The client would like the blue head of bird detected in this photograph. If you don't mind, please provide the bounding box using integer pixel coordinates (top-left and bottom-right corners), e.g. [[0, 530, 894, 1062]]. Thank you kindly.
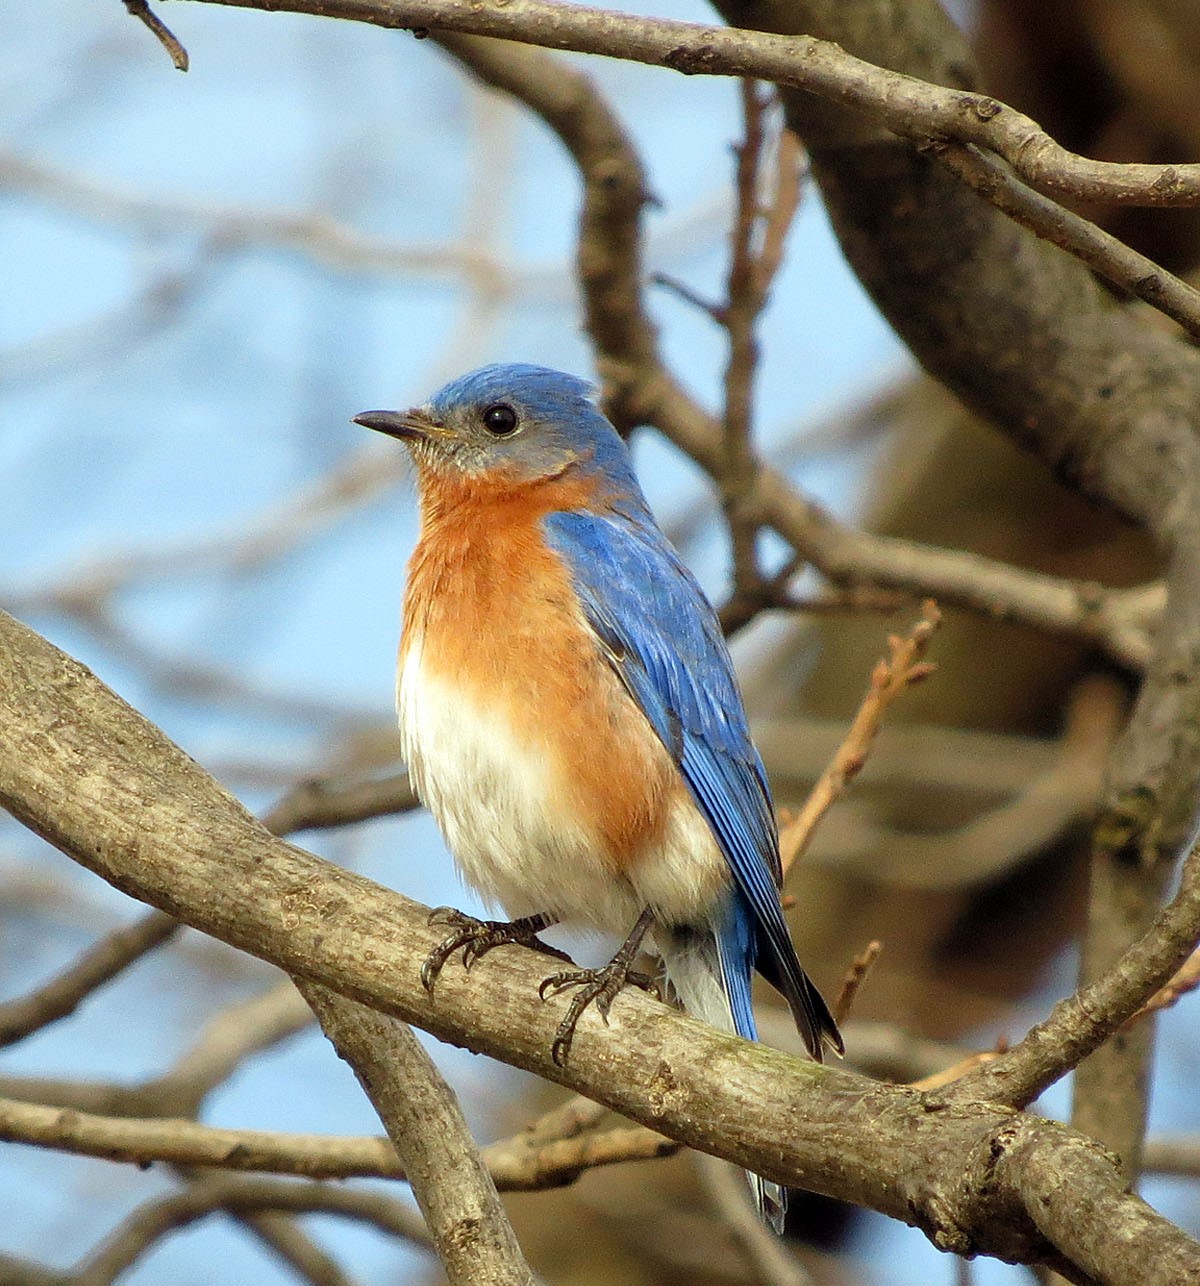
[[354, 364, 635, 492]]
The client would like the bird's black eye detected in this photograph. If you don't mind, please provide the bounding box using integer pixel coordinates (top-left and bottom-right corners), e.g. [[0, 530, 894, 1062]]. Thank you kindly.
[[481, 403, 519, 437]]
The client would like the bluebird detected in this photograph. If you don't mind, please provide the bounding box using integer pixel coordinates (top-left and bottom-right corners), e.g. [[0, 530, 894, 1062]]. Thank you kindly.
[[355, 364, 841, 1232]]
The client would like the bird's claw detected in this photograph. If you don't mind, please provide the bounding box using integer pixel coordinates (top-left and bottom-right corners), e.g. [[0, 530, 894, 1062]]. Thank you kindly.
[[420, 908, 569, 991], [539, 963, 661, 1067]]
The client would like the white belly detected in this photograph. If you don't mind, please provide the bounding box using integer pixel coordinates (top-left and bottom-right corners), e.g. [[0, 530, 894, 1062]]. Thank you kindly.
[[397, 637, 729, 935]]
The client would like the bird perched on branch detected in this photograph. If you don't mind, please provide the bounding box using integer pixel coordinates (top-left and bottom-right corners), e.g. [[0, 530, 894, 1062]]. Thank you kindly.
[[355, 363, 841, 1232]]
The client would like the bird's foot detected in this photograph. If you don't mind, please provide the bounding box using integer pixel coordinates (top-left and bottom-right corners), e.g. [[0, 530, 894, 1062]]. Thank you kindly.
[[538, 915, 661, 1067], [420, 908, 567, 991]]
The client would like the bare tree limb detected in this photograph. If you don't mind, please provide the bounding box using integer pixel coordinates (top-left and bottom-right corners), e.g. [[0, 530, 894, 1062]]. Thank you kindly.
[[709, 0, 1200, 1225], [1144, 1136, 1200, 1178], [70, 1175, 429, 1286], [1, 608, 1197, 1280], [169, 0, 1200, 208], [0, 910, 178, 1047], [0, 980, 311, 1119], [930, 140, 1200, 339], [943, 843, 1198, 1111], [262, 770, 418, 834], [0, 1093, 676, 1187], [298, 983, 536, 1286], [123, 0, 189, 71]]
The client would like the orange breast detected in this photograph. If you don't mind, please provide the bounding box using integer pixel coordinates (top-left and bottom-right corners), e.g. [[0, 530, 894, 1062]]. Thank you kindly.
[[402, 465, 681, 874]]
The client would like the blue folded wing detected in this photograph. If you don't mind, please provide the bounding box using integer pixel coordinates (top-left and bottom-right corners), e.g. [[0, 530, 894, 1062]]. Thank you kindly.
[[543, 506, 839, 1059]]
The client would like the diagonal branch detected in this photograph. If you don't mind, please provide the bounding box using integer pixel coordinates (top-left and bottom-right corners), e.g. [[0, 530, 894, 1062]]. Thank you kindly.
[[0, 910, 178, 1048], [69, 1174, 429, 1285], [123, 0, 189, 71], [298, 982, 536, 1286], [2, 608, 1198, 1280]]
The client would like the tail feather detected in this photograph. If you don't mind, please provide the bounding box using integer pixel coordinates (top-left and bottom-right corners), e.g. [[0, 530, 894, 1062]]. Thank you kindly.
[[656, 922, 788, 1233], [754, 927, 843, 1061]]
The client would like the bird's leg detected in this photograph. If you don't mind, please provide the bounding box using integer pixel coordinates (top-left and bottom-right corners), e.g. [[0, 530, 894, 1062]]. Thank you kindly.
[[538, 907, 660, 1067], [420, 908, 570, 991]]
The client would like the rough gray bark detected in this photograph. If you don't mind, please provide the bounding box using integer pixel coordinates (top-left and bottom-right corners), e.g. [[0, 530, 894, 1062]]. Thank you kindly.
[[2, 608, 1199, 1282]]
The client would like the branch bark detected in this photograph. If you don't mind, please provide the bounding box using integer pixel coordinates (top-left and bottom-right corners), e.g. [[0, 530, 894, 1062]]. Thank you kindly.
[[169, 0, 1200, 207], [712, 0, 1200, 1206], [2, 609, 1198, 1281], [298, 983, 536, 1286]]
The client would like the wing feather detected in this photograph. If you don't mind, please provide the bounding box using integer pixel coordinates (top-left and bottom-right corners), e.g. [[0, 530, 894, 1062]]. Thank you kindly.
[[543, 508, 840, 1058]]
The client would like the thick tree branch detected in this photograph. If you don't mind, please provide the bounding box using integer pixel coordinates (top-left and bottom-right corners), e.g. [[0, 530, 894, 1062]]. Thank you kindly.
[[2, 610, 1198, 1281]]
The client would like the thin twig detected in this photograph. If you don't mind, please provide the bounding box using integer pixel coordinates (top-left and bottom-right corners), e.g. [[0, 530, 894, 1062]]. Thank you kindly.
[[718, 582, 912, 635], [720, 82, 794, 608], [262, 769, 419, 834], [650, 272, 725, 323], [122, 0, 189, 71], [931, 140, 1200, 339], [911, 1044, 1006, 1092], [944, 842, 1200, 1110], [778, 600, 942, 875], [832, 940, 881, 1027], [1121, 945, 1200, 1030], [778, 672, 1122, 893], [1144, 1136, 1200, 1177]]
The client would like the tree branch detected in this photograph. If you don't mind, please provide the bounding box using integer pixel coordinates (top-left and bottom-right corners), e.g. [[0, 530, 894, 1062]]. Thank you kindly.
[[169, 0, 1200, 208], [298, 983, 536, 1286], [1, 608, 1197, 1280], [0, 1092, 674, 1187], [70, 1175, 429, 1286], [430, 18, 1163, 674], [930, 140, 1200, 339], [123, 0, 189, 71], [0, 910, 178, 1048], [710, 0, 1200, 1223]]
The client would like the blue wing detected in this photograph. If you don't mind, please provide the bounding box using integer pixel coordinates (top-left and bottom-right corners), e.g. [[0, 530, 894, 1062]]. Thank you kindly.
[[543, 506, 840, 1060]]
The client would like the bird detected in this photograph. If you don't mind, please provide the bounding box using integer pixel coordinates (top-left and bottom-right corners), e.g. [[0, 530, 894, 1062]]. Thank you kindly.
[[354, 363, 842, 1232]]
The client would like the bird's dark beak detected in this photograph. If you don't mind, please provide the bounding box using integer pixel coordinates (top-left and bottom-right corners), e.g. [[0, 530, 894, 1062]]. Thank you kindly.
[[353, 407, 443, 441]]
